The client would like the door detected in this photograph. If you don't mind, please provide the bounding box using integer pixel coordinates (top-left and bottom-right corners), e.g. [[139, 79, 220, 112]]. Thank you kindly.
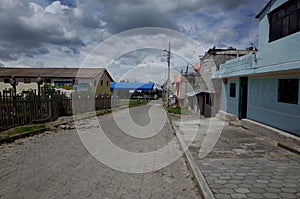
[[239, 77, 248, 120], [200, 94, 205, 115]]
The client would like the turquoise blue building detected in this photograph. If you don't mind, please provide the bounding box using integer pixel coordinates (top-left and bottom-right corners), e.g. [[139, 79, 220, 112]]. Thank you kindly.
[[214, 0, 300, 136]]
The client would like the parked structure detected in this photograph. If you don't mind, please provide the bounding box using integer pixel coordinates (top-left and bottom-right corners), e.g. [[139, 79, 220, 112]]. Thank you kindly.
[[110, 82, 155, 99], [216, 0, 300, 136], [0, 67, 114, 96]]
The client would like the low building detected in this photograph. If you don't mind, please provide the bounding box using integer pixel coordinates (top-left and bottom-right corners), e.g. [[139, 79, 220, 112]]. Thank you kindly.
[[217, 0, 300, 136], [0, 67, 114, 96], [179, 47, 256, 117], [110, 82, 155, 99]]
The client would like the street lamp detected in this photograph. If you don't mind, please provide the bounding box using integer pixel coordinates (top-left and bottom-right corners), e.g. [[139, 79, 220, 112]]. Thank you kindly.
[[164, 42, 171, 107], [10, 76, 18, 98], [36, 75, 43, 96]]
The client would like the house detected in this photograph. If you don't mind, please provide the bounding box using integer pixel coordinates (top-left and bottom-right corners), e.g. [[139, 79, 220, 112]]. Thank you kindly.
[[178, 47, 256, 117], [216, 0, 300, 136], [0, 67, 114, 96]]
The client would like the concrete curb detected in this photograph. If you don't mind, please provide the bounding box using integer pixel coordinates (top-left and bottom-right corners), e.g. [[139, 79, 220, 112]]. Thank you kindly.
[[0, 113, 100, 144], [241, 119, 300, 145], [0, 106, 134, 145], [241, 119, 300, 154], [167, 113, 215, 199], [0, 127, 49, 144]]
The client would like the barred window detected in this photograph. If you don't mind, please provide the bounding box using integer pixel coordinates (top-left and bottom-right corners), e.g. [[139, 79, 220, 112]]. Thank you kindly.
[[230, 83, 236, 98], [24, 78, 31, 83], [269, 0, 300, 42], [278, 79, 299, 104], [44, 79, 51, 84]]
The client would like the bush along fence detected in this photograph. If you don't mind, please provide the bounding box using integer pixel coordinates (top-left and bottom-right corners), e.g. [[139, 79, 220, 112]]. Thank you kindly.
[[0, 89, 120, 131]]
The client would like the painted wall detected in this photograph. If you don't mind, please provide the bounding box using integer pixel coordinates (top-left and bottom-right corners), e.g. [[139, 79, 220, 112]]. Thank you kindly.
[[247, 76, 300, 136], [0, 78, 38, 94], [221, 79, 240, 116], [219, 0, 300, 78], [95, 72, 112, 95], [256, 0, 300, 70]]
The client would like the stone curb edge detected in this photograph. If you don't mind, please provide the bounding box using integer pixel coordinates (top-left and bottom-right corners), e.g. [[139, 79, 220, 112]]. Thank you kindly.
[[0, 106, 134, 145], [0, 127, 49, 144], [166, 111, 215, 199], [0, 110, 106, 144]]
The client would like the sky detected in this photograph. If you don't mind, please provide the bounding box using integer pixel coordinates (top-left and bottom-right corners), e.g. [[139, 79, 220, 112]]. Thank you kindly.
[[0, 0, 269, 84]]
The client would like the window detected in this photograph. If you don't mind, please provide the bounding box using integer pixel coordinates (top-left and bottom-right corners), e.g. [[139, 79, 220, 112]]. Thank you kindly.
[[24, 78, 31, 83], [44, 79, 51, 84], [4, 78, 10, 83], [94, 80, 97, 87], [278, 79, 299, 104], [269, 0, 300, 42], [106, 81, 109, 86], [230, 83, 236, 98], [100, 80, 103, 86]]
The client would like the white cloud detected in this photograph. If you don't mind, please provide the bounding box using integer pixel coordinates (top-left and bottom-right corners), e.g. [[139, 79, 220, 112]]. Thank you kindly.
[[45, 1, 70, 14], [0, 0, 269, 83]]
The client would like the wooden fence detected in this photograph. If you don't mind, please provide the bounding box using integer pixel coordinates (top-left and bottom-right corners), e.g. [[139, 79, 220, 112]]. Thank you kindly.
[[0, 89, 120, 131]]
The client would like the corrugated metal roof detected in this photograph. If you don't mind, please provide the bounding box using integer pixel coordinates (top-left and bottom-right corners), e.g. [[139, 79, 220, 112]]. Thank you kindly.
[[186, 91, 202, 97], [186, 90, 215, 97], [0, 67, 106, 79], [110, 82, 154, 91]]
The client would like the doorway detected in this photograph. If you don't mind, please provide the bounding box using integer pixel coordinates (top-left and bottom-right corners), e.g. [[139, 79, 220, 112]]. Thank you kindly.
[[239, 77, 248, 120]]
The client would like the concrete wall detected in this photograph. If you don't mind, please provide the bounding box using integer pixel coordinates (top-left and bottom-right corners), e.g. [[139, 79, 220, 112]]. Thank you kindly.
[[0, 78, 39, 94], [219, 0, 300, 78], [221, 79, 240, 116], [95, 72, 112, 95], [257, 0, 300, 71], [218, 0, 300, 136], [248, 75, 300, 136]]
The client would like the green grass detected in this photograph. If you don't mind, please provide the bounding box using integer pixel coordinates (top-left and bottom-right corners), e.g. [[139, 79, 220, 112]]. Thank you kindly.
[[0, 124, 45, 138], [9, 124, 45, 134], [167, 106, 190, 115], [120, 99, 148, 108]]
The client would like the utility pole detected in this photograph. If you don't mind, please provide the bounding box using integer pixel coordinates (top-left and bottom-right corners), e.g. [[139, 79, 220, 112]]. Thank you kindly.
[[166, 42, 171, 107]]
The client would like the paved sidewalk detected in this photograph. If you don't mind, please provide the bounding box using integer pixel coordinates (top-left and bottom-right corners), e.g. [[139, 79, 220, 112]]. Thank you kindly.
[[169, 114, 300, 199]]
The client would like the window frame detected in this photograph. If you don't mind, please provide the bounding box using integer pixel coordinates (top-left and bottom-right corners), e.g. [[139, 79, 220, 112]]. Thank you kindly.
[[24, 78, 31, 84], [268, 0, 300, 42], [44, 79, 52, 84], [4, 78, 10, 83], [229, 83, 236, 98], [277, 78, 299, 104]]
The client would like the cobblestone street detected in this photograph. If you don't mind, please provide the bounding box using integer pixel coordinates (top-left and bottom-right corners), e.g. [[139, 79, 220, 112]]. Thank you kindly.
[[171, 115, 300, 199], [0, 102, 201, 199]]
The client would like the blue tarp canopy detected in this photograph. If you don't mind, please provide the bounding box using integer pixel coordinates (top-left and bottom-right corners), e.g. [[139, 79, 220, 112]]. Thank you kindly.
[[110, 82, 154, 91]]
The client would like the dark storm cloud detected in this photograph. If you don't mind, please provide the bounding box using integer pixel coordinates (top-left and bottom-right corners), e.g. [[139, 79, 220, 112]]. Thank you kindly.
[[0, 0, 85, 62], [97, 0, 181, 33], [0, 0, 269, 66]]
